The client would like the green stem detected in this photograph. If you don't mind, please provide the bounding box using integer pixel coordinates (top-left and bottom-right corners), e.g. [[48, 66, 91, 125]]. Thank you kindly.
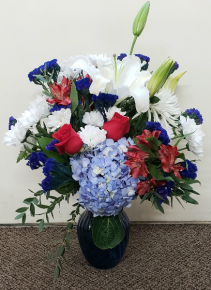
[[172, 135, 182, 140], [26, 141, 40, 149], [130, 35, 138, 55], [178, 147, 186, 151]]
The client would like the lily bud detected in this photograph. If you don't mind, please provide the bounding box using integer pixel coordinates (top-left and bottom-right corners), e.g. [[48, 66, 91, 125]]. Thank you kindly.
[[133, 1, 150, 37], [164, 71, 186, 93], [147, 58, 175, 97]]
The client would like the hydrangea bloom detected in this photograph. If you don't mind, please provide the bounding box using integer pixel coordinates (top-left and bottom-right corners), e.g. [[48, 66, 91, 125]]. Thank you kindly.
[[70, 138, 139, 217], [46, 108, 71, 132], [180, 160, 198, 180], [26, 152, 46, 170], [145, 121, 170, 145], [183, 108, 203, 125]]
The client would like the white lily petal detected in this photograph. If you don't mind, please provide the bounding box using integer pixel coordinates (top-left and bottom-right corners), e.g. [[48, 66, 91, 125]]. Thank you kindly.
[[131, 87, 150, 114]]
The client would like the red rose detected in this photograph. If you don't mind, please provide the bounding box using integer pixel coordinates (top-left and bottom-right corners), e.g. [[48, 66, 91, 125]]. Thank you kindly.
[[102, 113, 130, 141], [52, 124, 83, 155]]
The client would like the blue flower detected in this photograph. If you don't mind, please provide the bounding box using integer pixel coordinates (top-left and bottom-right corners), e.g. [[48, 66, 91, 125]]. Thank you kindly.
[[134, 54, 150, 62], [174, 61, 179, 70], [26, 152, 46, 170], [42, 158, 55, 176], [183, 108, 203, 125], [145, 121, 170, 145], [70, 137, 139, 217], [28, 59, 60, 82], [180, 160, 198, 180], [75, 78, 91, 91], [117, 53, 127, 61], [41, 175, 53, 192], [92, 93, 118, 122], [157, 181, 174, 204], [8, 116, 17, 130], [50, 103, 72, 113], [45, 139, 59, 152]]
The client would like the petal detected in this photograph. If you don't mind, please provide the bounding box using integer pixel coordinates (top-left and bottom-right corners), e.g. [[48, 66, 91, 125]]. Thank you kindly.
[[131, 87, 150, 113]]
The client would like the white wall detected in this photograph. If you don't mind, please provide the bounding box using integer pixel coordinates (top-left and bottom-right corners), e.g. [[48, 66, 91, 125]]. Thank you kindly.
[[0, 0, 210, 223]]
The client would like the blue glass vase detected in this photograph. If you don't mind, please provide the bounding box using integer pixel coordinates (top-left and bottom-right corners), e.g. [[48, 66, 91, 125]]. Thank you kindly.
[[77, 210, 130, 269]]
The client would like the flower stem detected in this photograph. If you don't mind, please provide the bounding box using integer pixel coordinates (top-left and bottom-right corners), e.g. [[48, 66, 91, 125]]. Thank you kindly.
[[26, 141, 40, 149], [178, 147, 186, 151], [130, 36, 138, 55]]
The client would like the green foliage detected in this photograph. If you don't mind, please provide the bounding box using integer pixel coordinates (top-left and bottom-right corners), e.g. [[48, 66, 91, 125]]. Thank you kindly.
[[38, 137, 65, 163], [92, 215, 125, 250], [17, 151, 28, 163], [16, 207, 28, 213], [148, 164, 173, 181], [150, 96, 160, 104], [70, 82, 78, 113], [39, 219, 44, 232]]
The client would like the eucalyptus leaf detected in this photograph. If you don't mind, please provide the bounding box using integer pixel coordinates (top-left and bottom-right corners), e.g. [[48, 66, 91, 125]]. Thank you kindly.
[[39, 219, 44, 232]]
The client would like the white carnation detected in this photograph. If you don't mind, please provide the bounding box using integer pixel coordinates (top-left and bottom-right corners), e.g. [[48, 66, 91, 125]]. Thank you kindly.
[[18, 95, 50, 129], [82, 111, 104, 127], [105, 106, 126, 121], [180, 116, 205, 158], [3, 121, 26, 146], [79, 125, 107, 147], [46, 108, 71, 132]]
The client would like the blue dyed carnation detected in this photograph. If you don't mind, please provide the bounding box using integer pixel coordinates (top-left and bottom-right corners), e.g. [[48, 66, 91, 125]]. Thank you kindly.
[[157, 181, 174, 204], [42, 158, 55, 176], [41, 175, 53, 192], [75, 78, 91, 91], [70, 137, 139, 217], [8, 116, 17, 130], [28, 59, 60, 82], [180, 160, 198, 180], [117, 53, 127, 61], [145, 121, 170, 145], [45, 139, 59, 152], [26, 152, 46, 170], [92, 93, 118, 122], [183, 108, 203, 125], [50, 103, 72, 113]]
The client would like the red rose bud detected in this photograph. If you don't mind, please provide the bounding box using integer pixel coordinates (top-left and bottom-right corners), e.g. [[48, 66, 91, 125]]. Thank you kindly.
[[52, 124, 83, 155], [103, 113, 130, 141], [47, 76, 71, 106]]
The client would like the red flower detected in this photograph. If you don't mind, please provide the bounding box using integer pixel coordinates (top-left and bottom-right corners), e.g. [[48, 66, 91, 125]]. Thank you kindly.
[[52, 124, 83, 155], [47, 76, 71, 106], [158, 144, 184, 178], [103, 113, 130, 141], [125, 144, 150, 178], [136, 129, 160, 150], [85, 74, 92, 82], [136, 178, 166, 196]]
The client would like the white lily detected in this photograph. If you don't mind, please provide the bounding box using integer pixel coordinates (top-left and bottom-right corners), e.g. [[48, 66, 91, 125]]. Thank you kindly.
[[89, 55, 151, 115]]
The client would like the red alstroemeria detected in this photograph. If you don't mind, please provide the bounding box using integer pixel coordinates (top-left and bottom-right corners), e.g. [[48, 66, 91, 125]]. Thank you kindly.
[[158, 144, 185, 179], [136, 178, 166, 196], [47, 76, 71, 106], [125, 144, 150, 178], [136, 129, 161, 150]]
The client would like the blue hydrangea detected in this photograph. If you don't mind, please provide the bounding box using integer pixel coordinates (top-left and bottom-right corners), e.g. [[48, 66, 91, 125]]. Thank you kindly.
[[70, 138, 139, 217], [49, 103, 72, 113], [157, 181, 174, 204], [75, 78, 91, 91], [145, 121, 170, 145], [180, 160, 198, 180], [45, 139, 59, 152], [28, 59, 60, 82], [92, 93, 118, 122], [26, 152, 46, 170], [8, 116, 17, 130], [183, 108, 203, 125]]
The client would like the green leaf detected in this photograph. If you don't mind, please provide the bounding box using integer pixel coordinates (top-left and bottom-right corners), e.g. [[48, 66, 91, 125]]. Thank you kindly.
[[58, 259, 63, 270], [146, 137, 162, 151], [57, 245, 65, 257], [22, 213, 26, 225], [46, 214, 49, 223], [148, 164, 173, 181], [140, 191, 151, 203], [15, 213, 24, 220], [153, 199, 164, 213], [53, 265, 60, 282], [24, 198, 34, 203], [67, 222, 73, 229], [174, 131, 195, 146], [34, 74, 48, 83], [137, 144, 152, 154], [39, 219, 44, 232], [188, 189, 200, 195], [179, 183, 193, 191], [36, 204, 49, 209], [177, 153, 186, 161], [30, 203, 35, 216], [33, 198, 39, 205], [182, 178, 201, 185], [65, 232, 71, 252], [24, 145, 33, 153], [153, 191, 164, 200], [182, 193, 198, 204], [16, 207, 28, 213], [36, 125, 51, 138], [92, 215, 125, 250], [150, 96, 160, 104], [17, 151, 28, 163], [38, 137, 65, 163], [34, 190, 43, 196], [70, 82, 78, 113], [42, 90, 52, 97]]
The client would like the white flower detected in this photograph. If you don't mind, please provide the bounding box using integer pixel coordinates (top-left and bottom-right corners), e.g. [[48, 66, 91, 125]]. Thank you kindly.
[[79, 125, 107, 147], [105, 106, 126, 121], [18, 95, 50, 129], [46, 108, 71, 132], [148, 88, 181, 139], [87, 54, 112, 67], [180, 116, 205, 158], [82, 111, 104, 127], [89, 55, 151, 115], [3, 121, 26, 146]]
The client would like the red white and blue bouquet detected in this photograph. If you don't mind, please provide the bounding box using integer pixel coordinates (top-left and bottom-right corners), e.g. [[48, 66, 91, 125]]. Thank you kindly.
[[3, 1, 204, 280]]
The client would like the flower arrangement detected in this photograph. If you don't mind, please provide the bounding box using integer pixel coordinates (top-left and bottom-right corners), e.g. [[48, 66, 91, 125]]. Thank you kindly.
[[3, 1, 204, 281]]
